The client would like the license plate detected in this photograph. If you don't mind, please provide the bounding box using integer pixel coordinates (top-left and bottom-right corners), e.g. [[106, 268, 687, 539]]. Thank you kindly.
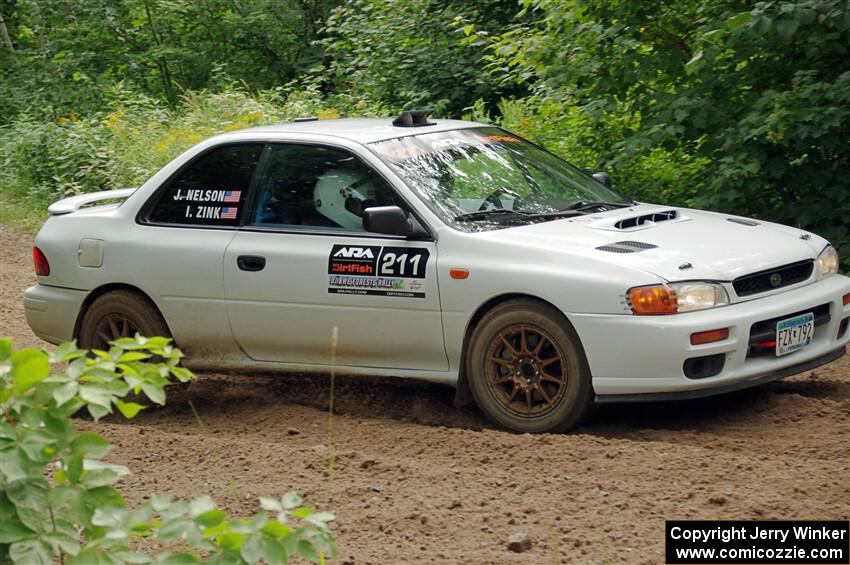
[[775, 312, 814, 356]]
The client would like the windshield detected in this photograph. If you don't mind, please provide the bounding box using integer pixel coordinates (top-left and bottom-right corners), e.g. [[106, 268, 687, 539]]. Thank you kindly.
[[370, 127, 631, 231]]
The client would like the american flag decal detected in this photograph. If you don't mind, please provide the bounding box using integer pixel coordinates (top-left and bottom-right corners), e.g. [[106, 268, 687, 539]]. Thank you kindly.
[[221, 207, 238, 220], [223, 190, 241, 203]]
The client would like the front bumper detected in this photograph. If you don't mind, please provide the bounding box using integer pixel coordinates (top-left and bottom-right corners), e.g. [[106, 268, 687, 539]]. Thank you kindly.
[[569, 274, 850, 399], [23, 284, 87, 344]]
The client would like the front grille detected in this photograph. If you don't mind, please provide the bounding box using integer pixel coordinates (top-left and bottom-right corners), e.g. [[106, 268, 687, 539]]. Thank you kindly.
[[746, 303, 830, 358], [733, 260, 813, 297]]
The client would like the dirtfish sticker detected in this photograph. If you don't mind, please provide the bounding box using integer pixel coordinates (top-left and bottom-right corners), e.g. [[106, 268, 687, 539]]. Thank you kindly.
[[327, 245, 429, 298]]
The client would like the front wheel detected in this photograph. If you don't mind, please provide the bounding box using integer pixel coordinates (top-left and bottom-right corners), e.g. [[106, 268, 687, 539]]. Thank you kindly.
[[466, 299, 594, 433]]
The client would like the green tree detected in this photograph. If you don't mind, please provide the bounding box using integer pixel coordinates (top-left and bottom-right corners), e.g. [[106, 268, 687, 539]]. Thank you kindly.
[[320, 0, 527, 116], [486, 0, 850, 263]]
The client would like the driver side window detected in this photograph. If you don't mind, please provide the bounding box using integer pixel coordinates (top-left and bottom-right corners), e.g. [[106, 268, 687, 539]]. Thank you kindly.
[[251, 144, 400, 231]]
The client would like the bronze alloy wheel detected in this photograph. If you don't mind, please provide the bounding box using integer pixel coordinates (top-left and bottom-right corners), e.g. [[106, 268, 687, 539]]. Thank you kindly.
[[79, 290, 171, 351], [91, 314, 140, 350], [484, 323, 567, 417], [466, 298, 593, 433]]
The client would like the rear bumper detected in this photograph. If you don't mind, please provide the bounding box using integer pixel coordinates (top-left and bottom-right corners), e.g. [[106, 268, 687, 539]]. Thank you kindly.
[[23, 284, 87, 344], [570, 274, 850, 398]]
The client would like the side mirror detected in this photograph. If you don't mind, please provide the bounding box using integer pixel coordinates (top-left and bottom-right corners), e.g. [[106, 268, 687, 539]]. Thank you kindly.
[[363, 206, 427, 238], [592, 171, 611, 187]]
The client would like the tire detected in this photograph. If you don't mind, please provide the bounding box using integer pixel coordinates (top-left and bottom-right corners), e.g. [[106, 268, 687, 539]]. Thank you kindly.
[[79, 290, 171, 350], [466, 298, 594, 433]]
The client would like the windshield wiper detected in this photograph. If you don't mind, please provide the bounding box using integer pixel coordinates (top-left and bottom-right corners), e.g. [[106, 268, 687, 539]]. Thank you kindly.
[[563, 200, 633, 212], [453, 208, 529, 222]]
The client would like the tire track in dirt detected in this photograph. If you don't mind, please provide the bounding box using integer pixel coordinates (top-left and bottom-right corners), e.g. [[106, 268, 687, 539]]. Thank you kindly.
[[2, 223, 848, 564]]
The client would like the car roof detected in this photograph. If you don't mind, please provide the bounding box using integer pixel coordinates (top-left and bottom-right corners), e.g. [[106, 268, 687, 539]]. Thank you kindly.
[[237, 117, 489, 144]]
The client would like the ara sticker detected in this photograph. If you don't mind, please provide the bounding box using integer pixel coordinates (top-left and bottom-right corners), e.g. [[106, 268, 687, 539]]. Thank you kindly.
[[327, 245, 429, 298]]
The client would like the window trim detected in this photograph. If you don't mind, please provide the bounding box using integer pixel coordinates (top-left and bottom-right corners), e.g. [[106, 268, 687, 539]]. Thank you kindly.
[[136, 141, 267, 229], [240, 140, 436, 242], [136, 139, 436, 241]]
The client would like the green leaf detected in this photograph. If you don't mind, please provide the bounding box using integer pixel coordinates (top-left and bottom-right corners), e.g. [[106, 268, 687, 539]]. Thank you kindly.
[[281, 491, 302, 510], [260, 538, 288, 565], [776, 17, 799, 38], [52, 381, 78, 407], [79, 384, 113, 408], [7, 479, 50, 533], [726, 11, 751, 30], [262, 520, 292, 538], [11, 348, 50, 395], [70, 432, 112, 458], [0, 515, 35, 544], [49, 341, 83, 363], [259, 497, 283, 512], [9, 538, 52, 565], [306, 511, 335, 527], [118, 351, 150, 362], [297, 539, 319, 562], [141, 382, 165, 405], [684, 50, 703, 74], [115, 400, 146, 419], [0, 338, 11, 362], [194, 509, 225, 528], [44, 530, 81, 556], [188, 495, 216, 518]]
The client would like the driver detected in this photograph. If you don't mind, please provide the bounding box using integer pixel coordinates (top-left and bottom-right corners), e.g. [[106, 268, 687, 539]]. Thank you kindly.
[[313, 169, 379, 230]]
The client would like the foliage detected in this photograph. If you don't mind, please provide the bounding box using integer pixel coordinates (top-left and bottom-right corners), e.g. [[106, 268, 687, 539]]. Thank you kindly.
[[0, 82, 391, 208], [0, 0, 336, 118], [0, 336, 336, 564], [482, 0, 850, 265], [320, 0, 527, 116]]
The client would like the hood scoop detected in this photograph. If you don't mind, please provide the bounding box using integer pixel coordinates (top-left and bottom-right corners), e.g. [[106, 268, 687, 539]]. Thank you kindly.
[[588, 208, 688, 232], [614, 210, 678, 229], [596, 240, 658, 254]]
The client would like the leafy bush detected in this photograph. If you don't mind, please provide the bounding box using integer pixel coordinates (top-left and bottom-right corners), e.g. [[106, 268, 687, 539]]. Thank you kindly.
[[0, 82, 390, 211], [0, 336, 335, 564]]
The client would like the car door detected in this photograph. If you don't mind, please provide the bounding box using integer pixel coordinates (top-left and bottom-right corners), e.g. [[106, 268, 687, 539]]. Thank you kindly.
[[135, 142, 264, 356], [223, 142, 448, 371]]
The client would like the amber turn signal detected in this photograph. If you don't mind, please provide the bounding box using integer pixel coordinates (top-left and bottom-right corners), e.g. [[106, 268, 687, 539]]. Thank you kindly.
[[449, 268, 469, 280], [690, 328, 730, 345], [627, 285, 677, 315]]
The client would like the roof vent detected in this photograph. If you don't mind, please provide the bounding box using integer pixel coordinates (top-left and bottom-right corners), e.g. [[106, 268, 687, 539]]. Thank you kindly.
[[392, 109, 436, 127], [614, 210, 677, 230], [596, 241, 659, 253]]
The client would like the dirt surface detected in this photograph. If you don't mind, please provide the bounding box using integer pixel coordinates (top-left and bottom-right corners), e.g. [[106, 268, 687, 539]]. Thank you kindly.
[[2, 223, 848, 564]]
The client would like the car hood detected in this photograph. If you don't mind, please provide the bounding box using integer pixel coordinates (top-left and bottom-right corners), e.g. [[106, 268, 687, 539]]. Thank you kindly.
[[474, 204, 826, 282]]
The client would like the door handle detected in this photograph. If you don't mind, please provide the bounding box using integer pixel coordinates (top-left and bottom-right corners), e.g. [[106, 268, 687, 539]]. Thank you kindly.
[[237, 255, 266, 272]]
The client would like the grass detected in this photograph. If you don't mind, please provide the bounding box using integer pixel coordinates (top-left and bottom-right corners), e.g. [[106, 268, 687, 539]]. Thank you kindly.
[[0, 187, 48, 233]]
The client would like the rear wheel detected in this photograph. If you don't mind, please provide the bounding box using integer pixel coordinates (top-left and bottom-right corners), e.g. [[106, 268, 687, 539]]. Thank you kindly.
[[78, 290, 189, 404], [466, 299, 593, 433], [79, 290, 170, 350]]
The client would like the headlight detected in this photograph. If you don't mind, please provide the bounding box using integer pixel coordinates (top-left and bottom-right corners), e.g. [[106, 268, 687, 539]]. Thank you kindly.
[[815, 245, 839, 279], [627, 282, 729, 315]]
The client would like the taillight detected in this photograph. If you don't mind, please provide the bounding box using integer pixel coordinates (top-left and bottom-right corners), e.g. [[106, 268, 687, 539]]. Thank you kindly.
[[33, 247, 50, 276]]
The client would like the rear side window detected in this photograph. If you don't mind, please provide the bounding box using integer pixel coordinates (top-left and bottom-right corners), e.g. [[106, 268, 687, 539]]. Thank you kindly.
[[146, 143, 264, 226]]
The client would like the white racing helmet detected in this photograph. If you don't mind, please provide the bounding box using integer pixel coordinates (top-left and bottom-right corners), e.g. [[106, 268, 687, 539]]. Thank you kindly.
[[313, 169, 375, 229]]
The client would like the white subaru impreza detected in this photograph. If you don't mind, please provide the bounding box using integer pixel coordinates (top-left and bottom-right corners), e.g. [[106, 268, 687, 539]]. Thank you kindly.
[[24, 111, 850, 432]]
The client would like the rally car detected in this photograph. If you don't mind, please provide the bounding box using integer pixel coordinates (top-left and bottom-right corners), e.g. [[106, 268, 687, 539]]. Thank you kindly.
[[24, 111, 850, 433]]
